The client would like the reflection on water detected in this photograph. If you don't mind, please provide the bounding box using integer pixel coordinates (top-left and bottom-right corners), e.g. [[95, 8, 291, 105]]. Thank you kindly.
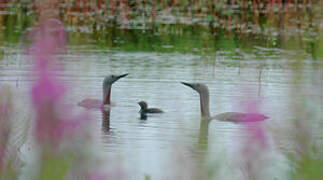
[[102, 109, 111, 133], [1, 47, 322, 179]]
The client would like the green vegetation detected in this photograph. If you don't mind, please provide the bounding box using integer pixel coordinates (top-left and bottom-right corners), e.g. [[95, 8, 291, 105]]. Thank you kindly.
[[37, 151, 75, 180], [0, 0, 321, 60]]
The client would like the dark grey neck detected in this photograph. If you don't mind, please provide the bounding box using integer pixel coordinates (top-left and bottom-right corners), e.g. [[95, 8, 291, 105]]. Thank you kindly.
[[103, 83, 111, 101], [199, 88, 211, 119]]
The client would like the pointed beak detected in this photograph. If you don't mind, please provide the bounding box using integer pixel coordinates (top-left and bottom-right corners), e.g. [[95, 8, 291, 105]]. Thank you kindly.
[[181, 82, 194, 89], [117, 73, 129, 80], [112, 73, 128, 83]]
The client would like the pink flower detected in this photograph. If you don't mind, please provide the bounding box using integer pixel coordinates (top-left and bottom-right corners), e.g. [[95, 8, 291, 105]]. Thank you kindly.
[[88, 172, 107, 180], [240, 99, 267, 147], [236, 96, 269, 179], [86, 168, 127, 180], [29, 18, 89, 146]]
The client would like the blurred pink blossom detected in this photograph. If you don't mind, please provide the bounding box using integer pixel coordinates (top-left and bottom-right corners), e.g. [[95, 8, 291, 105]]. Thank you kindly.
[[88, 172, 107, 180], [240, 99, 267, 147], [237, 96, 268, 179], [86, 168, 126, 180], [29, 18, 89, 146]]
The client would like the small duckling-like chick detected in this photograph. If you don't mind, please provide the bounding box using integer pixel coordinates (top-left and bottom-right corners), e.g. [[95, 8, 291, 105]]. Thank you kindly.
[[138, 101, 163, 114]]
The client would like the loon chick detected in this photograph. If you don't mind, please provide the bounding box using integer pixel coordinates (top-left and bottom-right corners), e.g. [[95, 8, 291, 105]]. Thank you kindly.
[[181, 82, 268, 122], [138, 101, 163, 114], [78, 73, 128, 109]]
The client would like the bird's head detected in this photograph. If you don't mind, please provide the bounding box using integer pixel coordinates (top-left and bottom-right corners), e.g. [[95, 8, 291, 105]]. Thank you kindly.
[[181, 82, 209, 94], [138, 101, 148, 110], [104, 73, 129, 86]]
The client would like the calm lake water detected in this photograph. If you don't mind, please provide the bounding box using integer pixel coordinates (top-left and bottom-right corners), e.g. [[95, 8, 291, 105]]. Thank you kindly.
[[0, 1, 323, 179], [0, 45, 322, 179]]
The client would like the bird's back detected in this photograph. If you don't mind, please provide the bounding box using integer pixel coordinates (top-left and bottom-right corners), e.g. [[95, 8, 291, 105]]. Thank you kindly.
[[213, 112, 268, 122], [78, 98, 102, 109], [144, 108, 163, 113]]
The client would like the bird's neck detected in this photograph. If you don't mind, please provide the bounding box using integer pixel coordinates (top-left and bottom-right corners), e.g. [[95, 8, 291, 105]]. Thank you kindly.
[[103, 85, 111, 106], [139, 105, 147, 113], [199, 90, 211, 118]]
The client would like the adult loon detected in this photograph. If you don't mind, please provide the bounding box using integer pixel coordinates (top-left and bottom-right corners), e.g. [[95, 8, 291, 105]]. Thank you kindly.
[[181, 82, 268, 122], [78, 74, 128, 109]]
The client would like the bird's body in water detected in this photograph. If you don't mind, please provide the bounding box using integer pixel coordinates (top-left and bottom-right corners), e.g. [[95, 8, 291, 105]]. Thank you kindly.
[[181, 82, 268, 122], [78, 74, 128, 110], [138, 101, 163, 119]]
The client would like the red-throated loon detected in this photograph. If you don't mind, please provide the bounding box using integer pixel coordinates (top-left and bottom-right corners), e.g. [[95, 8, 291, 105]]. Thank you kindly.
[[181, 82, 268, 122], [78, 74, 128, 109]]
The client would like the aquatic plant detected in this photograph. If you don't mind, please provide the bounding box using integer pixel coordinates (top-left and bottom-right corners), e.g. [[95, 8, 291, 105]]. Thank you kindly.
[[24, 1, 101, 179], [29, 17, 84, 146]]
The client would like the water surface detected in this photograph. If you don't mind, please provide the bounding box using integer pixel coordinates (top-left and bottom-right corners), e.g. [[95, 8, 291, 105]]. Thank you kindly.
[[1, 46, 322, 179], [0, 1, 322, 179]]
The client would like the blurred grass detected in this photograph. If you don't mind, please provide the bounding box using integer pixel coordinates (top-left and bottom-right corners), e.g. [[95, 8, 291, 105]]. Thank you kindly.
[[37, 149, 75, 180], [290, 156, 323, 180], [0, 161, 18, 180]]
